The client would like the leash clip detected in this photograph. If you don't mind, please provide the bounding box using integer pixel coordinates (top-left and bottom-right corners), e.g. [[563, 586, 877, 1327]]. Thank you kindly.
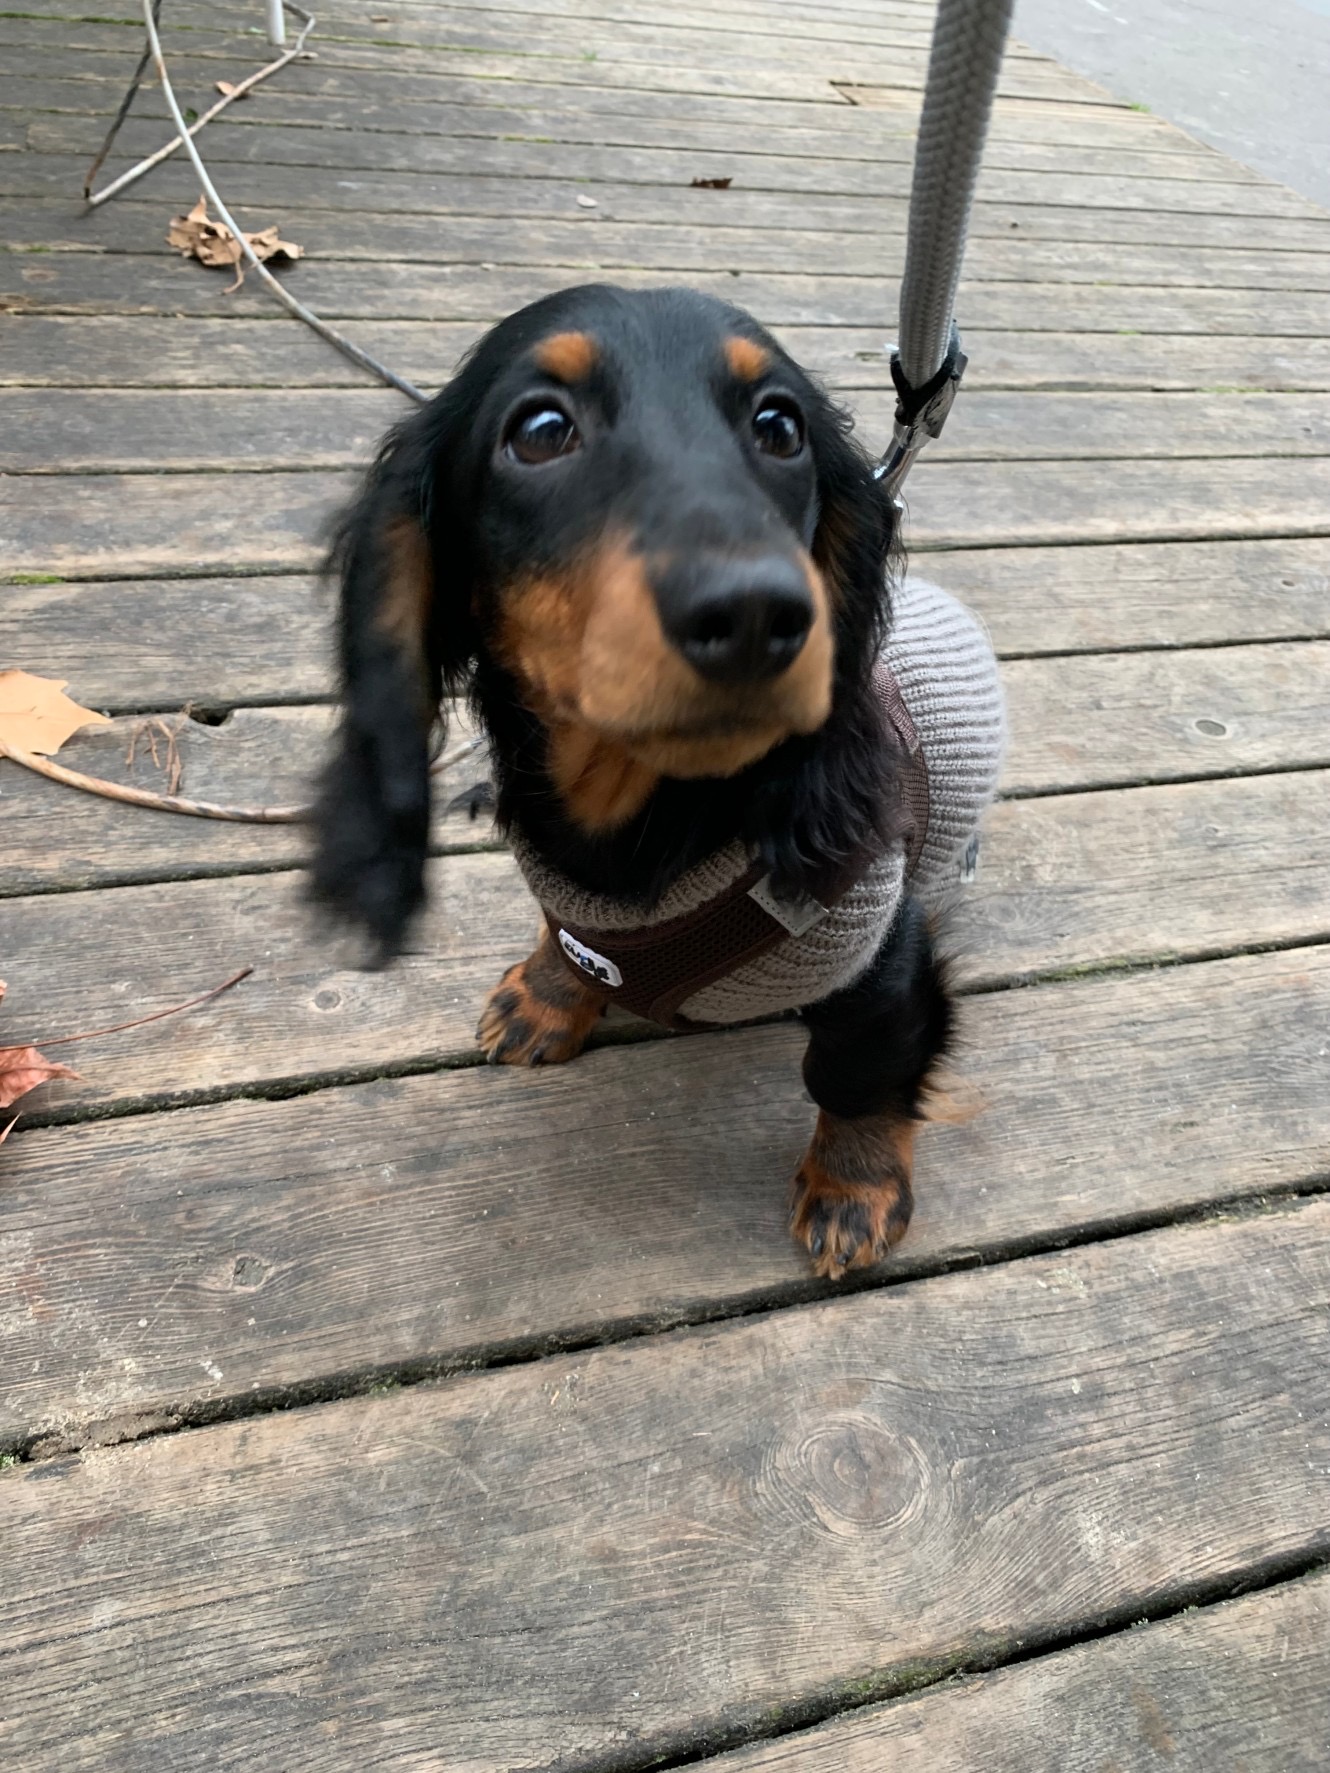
[[874, 321, 968, 509]]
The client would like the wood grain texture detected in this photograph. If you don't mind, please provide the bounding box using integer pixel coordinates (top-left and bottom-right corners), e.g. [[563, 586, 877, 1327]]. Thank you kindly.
[[3, 942, 1328, 1443], [0, 15, 1109, 105], [3, 1202, 1329, 1769], [8, 458, 1330, 576], [707, 1570, 1330, 1771], [13, 252, 1330, 332], [0, 575, 330, 708], [0, 82, 1242, 180], [9, 388, 1330, 475], [964, 770, 1330, 982], [16, 198, 1330, 293], [1001, 642, 1330, 792], [30, 115, 1271, 208], [9, 315, 1330, 396], [932, 536, 1330, 652], [15, 148, 1330, 247]]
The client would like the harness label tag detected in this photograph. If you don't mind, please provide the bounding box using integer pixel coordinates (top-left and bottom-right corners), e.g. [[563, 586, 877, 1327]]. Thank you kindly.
[[558, 929, 624, 989], [747, 875, 828, 937]]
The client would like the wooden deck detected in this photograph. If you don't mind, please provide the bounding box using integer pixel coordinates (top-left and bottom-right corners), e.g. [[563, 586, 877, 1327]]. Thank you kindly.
[[3, 0, 1330, 1763]]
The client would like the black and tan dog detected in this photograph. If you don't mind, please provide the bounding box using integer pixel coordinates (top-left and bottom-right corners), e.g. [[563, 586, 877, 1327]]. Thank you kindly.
[[311, 284, 1003, 1277]]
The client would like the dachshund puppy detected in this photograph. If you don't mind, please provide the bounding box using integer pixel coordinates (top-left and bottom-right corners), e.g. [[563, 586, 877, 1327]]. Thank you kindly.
[[312, 284, 1004, 1277]]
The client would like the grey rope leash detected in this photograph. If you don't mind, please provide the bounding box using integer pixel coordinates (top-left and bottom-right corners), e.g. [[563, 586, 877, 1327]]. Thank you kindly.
[[878, 0, 1015, 505]]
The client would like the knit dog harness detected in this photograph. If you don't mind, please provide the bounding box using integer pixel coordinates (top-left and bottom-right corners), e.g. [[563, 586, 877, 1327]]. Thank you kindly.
[[543, 660, 930, 1032]]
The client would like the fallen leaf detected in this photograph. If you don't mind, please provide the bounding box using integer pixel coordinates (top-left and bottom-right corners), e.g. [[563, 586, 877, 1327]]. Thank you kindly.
[[690, 176, 733, 189], [0, 1046, 79, 1110], [167, 196, 304, 291], [214, 79, 249, 99], [0, 670, 110, 756]]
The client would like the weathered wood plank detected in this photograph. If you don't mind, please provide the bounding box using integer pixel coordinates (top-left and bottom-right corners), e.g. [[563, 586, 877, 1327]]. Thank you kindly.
[[1, 575, 330, 708], [7, 457, 1330, 577], [10, 387, 1330, 474], [933, 537, 1330, 653], [6, 314, 1330, 396], [0, 60, 1193, 149], [3, 1201, 1328, 1770], [3, 941, 1328, 1438], [47, 115, 1211, 201], [0, 16, 1110, 106], [22, 200, 1330, 293], [18, 100, 1247, 187], [12, 154, 1330, 249], [0, 389, 410, 474], [1003, 642, 1330, 791], [707, 1570, 1330, 1771], [13, 251, 1330, 338], [0, 75, 1238, 177], [961, 770, 1330, 982]]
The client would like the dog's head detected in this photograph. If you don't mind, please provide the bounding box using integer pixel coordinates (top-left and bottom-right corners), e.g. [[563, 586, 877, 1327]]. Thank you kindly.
[[312, 284, 895, 954]]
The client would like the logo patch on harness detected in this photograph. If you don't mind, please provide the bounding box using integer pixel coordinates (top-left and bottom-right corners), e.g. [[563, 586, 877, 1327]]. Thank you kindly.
[[558, 929, 623, 989]]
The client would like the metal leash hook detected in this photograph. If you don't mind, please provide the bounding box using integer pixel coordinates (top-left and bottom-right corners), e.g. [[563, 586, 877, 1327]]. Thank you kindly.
[[874, 321, 968, 508]]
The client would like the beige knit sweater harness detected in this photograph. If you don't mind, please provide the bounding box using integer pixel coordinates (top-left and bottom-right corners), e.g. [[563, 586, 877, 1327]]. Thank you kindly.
[[512, 577, 1006, 1026]]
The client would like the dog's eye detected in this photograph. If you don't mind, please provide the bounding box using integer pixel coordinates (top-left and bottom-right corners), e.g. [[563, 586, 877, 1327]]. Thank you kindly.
[[752, 400, 805, 460], [504, 405, 581, 465]]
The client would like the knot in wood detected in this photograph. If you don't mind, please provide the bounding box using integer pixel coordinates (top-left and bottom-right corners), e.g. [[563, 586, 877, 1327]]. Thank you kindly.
[[759, 1412, 928, 1539]]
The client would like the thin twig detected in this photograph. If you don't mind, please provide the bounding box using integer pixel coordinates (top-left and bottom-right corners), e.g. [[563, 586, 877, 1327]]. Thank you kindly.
[[0, 739, 307, 821], [87, 7, 318, 208], [0, 734, 483, 822], [82, 0, 163, 199], [0, 1116, 18, 1147], [137, 0, 429, 403], [31, 966, 254, 1048]]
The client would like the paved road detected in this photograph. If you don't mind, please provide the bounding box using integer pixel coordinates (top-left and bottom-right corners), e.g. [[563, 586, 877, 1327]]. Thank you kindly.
[[1014, 0, 1330, 210]]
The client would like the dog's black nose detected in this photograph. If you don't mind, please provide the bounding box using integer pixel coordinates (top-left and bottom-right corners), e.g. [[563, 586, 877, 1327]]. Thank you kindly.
[[667, 558, 814, 684]]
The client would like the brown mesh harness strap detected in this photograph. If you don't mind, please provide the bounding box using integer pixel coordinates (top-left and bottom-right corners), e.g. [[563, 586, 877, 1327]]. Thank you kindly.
[[546, 660, 930, 1031], [874, 663, 930, 879]]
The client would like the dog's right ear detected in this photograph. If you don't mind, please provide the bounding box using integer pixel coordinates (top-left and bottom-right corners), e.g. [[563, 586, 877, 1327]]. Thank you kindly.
[[309, 406, 473, 961]]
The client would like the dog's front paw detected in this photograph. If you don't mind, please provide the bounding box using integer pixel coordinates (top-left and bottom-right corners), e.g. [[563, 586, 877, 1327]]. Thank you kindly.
[[476, 931, 606, 1066], [789, 1110, 917, 1278]]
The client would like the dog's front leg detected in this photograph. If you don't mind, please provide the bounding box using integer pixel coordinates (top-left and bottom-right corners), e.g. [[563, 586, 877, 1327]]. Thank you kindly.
[[790, 896, 952, 1278], [477, 925, 608, 1066]]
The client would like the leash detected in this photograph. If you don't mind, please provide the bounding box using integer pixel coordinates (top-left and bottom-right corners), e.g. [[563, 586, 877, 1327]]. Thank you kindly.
[[877, 0, 1016, 506]]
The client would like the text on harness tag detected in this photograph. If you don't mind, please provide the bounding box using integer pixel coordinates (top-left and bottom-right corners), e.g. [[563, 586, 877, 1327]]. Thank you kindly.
[[557, 929, 624, 989]]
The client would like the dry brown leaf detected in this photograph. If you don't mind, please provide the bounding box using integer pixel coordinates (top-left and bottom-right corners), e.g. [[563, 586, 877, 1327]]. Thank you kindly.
[[0, 670, 111, 756], [214, 79, 248, 98], [0, 1045, 79, 1110], [690, 176, 733, 189], [167, 196, 304, 290]]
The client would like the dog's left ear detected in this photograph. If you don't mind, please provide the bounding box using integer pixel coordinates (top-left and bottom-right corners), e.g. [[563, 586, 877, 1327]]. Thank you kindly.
[[808, 400, 896, 655], [309, 404, 474, 960]]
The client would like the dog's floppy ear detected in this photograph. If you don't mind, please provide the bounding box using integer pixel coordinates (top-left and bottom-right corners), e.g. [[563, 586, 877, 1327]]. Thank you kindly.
[[310, 404, 474, 960], [807, 396, 896, 665]]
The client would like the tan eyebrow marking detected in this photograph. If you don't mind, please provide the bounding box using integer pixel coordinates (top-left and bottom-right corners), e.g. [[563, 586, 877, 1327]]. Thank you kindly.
[[725, 336, 770, 382], [533, 330, 599, 382]]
